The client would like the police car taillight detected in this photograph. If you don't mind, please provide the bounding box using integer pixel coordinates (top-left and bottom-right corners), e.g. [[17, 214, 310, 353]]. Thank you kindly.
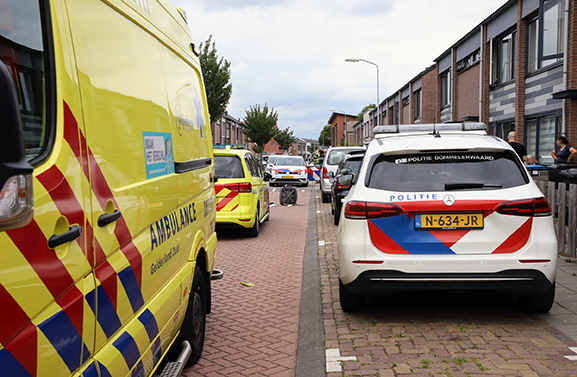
[[0, 174, 33, 231], [344, 201, 402, 220], [496, 197, 551, 217]]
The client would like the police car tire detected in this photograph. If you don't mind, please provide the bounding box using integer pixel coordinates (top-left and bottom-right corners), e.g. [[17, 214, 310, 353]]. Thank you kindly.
[[247, 207, 260, 237], [518, 283, 555, 313], [322, 193, 331, 203], [339, 280, 366, 312], [180, 264, 207, 366]]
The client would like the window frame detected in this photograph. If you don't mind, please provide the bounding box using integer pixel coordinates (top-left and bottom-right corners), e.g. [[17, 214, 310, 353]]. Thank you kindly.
[[413, 89, 422, 120], [538, 0, 565, 67], [440, 70, 451, 108], [524, 112, 562, 165], [491, 29, 516, 86], [5, 0, 57, 167]]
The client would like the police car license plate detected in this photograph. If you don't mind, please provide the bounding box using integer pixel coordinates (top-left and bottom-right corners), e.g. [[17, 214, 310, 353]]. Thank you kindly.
[[415, 214, 483, 230], [283, 175, 294, 179]]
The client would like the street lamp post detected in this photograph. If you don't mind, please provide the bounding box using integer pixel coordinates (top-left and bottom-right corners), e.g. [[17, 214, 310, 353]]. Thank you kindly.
[[345, 58, 380, 127]]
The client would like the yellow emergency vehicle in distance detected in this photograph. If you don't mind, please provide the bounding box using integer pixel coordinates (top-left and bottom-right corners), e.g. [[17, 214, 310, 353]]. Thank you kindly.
[[0, 0, 217, 376], [214, 146, 270, 237]]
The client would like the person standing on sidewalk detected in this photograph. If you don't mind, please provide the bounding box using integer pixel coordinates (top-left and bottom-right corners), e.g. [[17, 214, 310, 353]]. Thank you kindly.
[[552, 136, 577, 165], [508, 131, 527, 160]]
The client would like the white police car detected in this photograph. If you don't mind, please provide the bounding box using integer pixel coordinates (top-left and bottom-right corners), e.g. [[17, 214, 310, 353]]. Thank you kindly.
[[338, 123, 557, 313], [269, 156, 309, 187]]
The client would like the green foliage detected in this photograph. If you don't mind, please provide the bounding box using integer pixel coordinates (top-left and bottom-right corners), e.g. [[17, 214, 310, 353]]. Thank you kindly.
[[199, 35, 232, 123], [308, 144, 316, 154], [357, 104, 376, 121], [242, 104, 279, 154], [275, 127, 297, 152], [318, 125, 331, 147], [339, 137, 345, 146]]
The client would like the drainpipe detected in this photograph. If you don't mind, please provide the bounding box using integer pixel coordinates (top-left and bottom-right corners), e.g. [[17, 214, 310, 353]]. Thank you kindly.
[[562, 0, 569, 134], [479, 25, 484, 123], [451, 48, 455, 122]]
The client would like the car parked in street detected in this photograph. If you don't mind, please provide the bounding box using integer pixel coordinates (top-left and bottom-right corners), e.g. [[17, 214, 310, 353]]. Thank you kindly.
[[330, 151, 365, 226], [338, 123, 557, 314], [320, 147, 365, 203], [269, 156, 309, 187], [214, 147, 270, 237]]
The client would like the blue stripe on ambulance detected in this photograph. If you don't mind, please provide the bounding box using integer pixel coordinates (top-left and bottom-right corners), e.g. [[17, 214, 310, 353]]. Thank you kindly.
[[82, 362, 98, 377], [113, 332, 141, 370], [98, 361, 113, 377], [138, 309, 162, 365], [370, 214, 455, 255], [118, 266, 145, 313], [0, 348, 32, 377], [38, 310, 91, 372], [86, 286, 122, 338]]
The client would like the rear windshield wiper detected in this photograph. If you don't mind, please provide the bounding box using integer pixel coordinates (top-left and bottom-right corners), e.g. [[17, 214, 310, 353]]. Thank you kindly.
[[444, 183, 503, 191]]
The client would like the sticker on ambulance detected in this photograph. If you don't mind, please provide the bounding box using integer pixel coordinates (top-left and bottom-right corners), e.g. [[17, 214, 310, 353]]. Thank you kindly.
[[144, 132, 175, 179]]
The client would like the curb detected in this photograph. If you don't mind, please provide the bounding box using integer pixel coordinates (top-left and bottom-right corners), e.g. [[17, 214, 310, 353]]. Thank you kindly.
[[296, 191, 325, 377]]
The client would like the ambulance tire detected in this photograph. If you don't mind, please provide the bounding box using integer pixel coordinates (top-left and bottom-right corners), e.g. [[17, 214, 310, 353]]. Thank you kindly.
[[247, 207, 260, 237], [179, 264, 207, 366], [518, 283, 555, 313], [339, 280, 366, 312], [265, 203, 270, 222]]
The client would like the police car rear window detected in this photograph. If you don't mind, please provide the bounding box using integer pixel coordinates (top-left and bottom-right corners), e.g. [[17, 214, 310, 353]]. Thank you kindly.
[[367, 151, 528, 192], [214, 156, 244, 179]]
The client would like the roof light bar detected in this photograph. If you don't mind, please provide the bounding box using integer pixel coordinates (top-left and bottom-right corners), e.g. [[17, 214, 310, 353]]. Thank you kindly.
[[373, 122, 487, 136]]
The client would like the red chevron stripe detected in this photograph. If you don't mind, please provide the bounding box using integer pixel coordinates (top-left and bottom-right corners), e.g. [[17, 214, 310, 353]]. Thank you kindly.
[[493, 218, 533, 254], [0, 283, 37, 377], [63, 101, 142, 287], [216, 191, 238, 211], [367, 220, 409, 255], [7, 222, 84, 337]]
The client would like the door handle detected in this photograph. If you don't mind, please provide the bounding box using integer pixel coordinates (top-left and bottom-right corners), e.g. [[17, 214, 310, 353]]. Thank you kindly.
[[48, 225, 82, 249], [98, 210, 121, 227]]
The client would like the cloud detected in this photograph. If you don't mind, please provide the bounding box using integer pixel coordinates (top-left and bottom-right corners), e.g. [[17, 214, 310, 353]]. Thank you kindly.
[[173, 0, 507, 139]]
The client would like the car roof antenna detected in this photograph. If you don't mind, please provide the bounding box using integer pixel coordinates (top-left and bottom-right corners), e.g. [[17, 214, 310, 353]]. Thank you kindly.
[[431, 118, 441, 138]]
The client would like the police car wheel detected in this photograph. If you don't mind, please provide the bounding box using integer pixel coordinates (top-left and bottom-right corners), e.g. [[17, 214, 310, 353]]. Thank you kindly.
[[518, 283, 555, 313], [339, 280, 366, 312], [321, 193, 331, 203], [180, 264, 207, 366], [247, 207, 260, 237]]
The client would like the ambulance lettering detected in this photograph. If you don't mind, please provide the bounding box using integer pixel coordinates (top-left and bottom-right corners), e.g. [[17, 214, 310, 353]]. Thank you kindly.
[[150, 203, 197, 250], [150, 243, 180, 275]]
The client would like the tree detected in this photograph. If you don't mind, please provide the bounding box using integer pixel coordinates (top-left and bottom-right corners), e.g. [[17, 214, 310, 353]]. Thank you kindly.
[[275, 127, 297, 153], [318, 125, 332, 147], [242, 104, 279, 155], [199, 35, 232, 123], [308, 144, 316, 154], [356, 104, 376, 121]]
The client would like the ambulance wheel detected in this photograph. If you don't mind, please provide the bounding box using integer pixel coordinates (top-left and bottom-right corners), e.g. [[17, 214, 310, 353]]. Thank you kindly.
[[179, 264, 206, 366], [247, 207, 260, 237], [339, 280, 366, 312], [518, 283, 555, 313], [265, 203, 270, 222], [322, 193, 331, 203]]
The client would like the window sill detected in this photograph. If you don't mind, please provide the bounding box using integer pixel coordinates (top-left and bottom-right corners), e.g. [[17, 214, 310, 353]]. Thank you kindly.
[[489, 79, 515, 91], [441, 104, 451, 111], [526, 61, 564, 79]]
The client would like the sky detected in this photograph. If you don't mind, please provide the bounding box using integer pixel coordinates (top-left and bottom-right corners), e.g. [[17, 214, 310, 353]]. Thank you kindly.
[[172, 0, 507, 140]]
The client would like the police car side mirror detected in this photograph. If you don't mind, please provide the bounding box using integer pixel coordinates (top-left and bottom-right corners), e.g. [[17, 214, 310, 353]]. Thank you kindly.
[[0, 61, 34, 231]]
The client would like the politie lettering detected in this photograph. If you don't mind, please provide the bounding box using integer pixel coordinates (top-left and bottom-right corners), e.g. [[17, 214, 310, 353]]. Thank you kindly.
[[389, 193, 438, 202]]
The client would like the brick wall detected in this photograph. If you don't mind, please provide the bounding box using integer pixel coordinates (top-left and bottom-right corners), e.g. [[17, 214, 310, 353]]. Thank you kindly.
[[422, 66, 438, 124], [402, 103, 410, 124], [514, 0, 527, 143], [456, 63, 481, 121]]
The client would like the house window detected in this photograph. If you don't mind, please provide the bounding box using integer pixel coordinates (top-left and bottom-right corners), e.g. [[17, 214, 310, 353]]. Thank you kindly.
[[527, 18, 539, 72], [440, 71, 451, 107], [389, 106, 394, 125], [395, 102, 400, 125], [414, 90, 421, 119], [525, 114, 560, 165], [497, 121, 514, 140], [527, 0, 565, 72], [456, 50, 481, 72], [491, 30, 515, 85]]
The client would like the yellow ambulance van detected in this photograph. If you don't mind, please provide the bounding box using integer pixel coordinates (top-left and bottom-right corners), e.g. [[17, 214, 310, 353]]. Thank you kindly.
[[0, 0, 218, 376]]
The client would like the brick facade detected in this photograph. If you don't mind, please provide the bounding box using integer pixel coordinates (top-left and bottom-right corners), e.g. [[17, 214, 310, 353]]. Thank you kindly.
[[455, 63, 481, 121]]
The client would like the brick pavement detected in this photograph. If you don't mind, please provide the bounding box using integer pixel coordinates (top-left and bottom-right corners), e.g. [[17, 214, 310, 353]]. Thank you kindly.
[[186, 189, 310, 377], [316, 193, 577, 377]]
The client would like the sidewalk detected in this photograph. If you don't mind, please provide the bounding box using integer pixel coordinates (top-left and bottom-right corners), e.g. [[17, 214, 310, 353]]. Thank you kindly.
[[540, 259, 577, 343], [186, 189, 310, 377]]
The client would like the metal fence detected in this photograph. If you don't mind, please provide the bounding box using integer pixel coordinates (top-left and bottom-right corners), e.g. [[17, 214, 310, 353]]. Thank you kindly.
[[534, 173, 577, 257]]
